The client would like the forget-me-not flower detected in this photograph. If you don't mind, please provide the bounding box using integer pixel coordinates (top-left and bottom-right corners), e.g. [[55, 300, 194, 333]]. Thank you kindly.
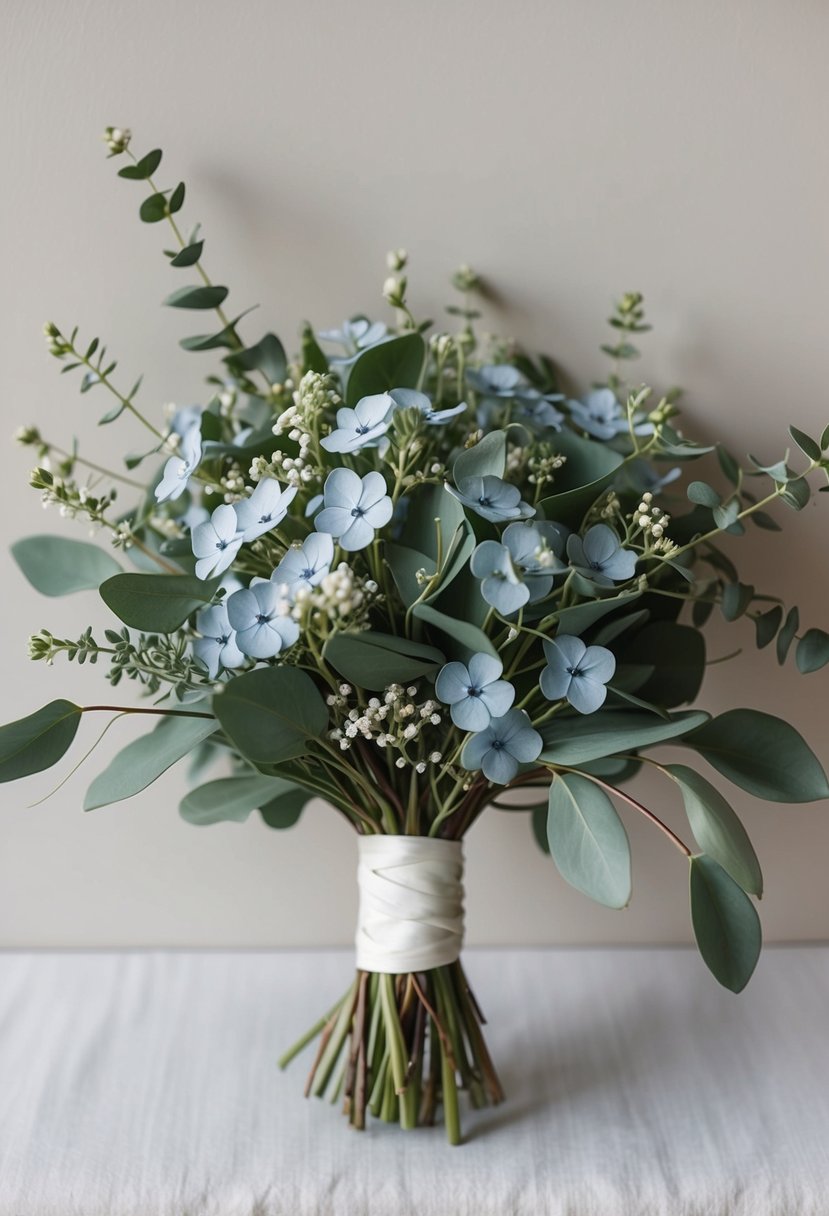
[[466, 364, 531, 401], [567, 524, 637, 586], [272, 532, 335, 594], [470, 541, 530, 615], [540, 635, 616, 715], [234, 478, 298, 543], [447, 475, 535, 524], [389, 387, 468, 426], [170, 404, 203, 438], [315, 468, 393, 552], [502, 521, 568, 602], [568, 388, 653, 441], [435, 653, 515, 732], [192, 603, 245, 679], [155, 424, 202, 504], [226, 580, 300, 659], [320, 393, 393, 453], [514, 396, 565, 433], [192, 504, 244, 580], [461, 708, 543, 785]]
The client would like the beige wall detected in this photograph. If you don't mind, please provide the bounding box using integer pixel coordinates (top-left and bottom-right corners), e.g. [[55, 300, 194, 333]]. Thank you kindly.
[[1, 0, 828, 947]]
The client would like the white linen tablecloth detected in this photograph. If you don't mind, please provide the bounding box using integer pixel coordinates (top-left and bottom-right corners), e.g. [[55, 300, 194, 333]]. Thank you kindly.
[[1, 947, 828, 1216]]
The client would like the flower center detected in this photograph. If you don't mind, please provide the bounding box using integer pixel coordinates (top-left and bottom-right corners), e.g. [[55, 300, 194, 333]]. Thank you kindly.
[[351, 506, 365, 518], [216, 539, 229, 550], [255, 612, 273, 624], [466, 686, 481, 698], [217, 634, 230, 645], [258, 513, 273, 524], [355, 424, 371, 435], [566, 665, 584, 677], [491, 739, 504, 750], [302, 567, 316, 580], [478, 495, 492, 507]]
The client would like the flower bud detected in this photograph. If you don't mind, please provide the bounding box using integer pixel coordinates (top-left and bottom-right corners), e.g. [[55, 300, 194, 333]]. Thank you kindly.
[[103, 126, 132, 155], [386, 248, 407, 272]]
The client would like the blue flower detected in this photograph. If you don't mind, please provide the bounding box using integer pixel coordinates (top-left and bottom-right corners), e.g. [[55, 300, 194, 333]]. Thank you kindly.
[[192, 504, 244, 580], [272, 532, 335, 593], [180, 503, 209, 532], [226, 580, 300, 659], [315, 468, 393, 552], [318, 318, 388, 356], [568, 388, 653, 441], [466, 364, 529, 400], [192, 603, 245, 679], [320, 393, 393, 453], [233, 478, 298, 543], [618, 458, 681, 496], [155, 424, 202, 503], [567, 524, 637, 586], [540, 634, 616, 715], [447, 475, 535, 523], [389, 387, 468, 426], [461, 708, 542, 785], [435, 653, 515, 731], [514, 396, 564, 433], [502, 521, 568, 602], [470, 541, 529, 615], [170, 404, 203, 437]]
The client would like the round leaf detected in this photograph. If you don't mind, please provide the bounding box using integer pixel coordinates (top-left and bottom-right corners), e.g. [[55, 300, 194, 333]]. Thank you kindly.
[[546, 773, 631, 909], [0, 700, 82, 783], [323, 631, 445, 690], [452, 430, 506, 483], [796, 628, 829, 674], [689, 854, 762, 992], [99, 573, 220, 631], [538, 430, 624, 525], [212, 667, 329, 770], [12, 535, 121, 596], [684, 709, 829, 802], [344, 332, 425, 406]]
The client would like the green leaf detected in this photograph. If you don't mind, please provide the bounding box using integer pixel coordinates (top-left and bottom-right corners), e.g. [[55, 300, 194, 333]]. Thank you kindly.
[[99, 573, 220, 631], [591, 609, 650, 647], [684, 709, 829, 802], [322, 631, 445, 690], [546, 773, 631, 909], [531, 804, 550, 854], [776, 606, 799, 665], [789, 425, 821, 461], [689, 855, 761, 992], [139, 192, 169, 223], [259, 787, 309, 829], [748, 454, 790, 482], [540, 709, 710, 766], [666, 764, 762, 895], [225, 333, 287, 384], [11, 535, 121, 596], [713, 499, 743, 533], [179, 774, 301, 825], [796, 628, 829, 674], [300, 322, 329, 374], [168, 181, 185, 214], [552, 591, 642, 637], [687, 480, 722, 508], [84, 709, 217, 811], [452, 431, 506, 483], [750, 510, 782, 531], [620, 622, 705, 707], [412, 602, 499, 662], [384, 542, 435, 608], [401, 482, 465, 564], [117, 149, 162, 180], [721, 581, 754, 622], [716, 445, 740, 486], [754, 605, 783, 649], [212, 667, 329, 771], [345, 332, 425, 406], [0, 700, 82, 783], [179, 309, 257, 352], [780, 477, 810, 511], [165, 285, 229, 310], [170, 240, 204, 268], [538, 430, 624, 525]]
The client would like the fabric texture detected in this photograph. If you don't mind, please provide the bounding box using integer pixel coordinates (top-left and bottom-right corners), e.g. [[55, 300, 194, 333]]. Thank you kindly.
[[1, 947, 828, 1216]]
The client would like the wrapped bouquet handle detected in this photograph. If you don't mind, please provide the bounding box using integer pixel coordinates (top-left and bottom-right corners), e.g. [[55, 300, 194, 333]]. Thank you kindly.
[[355, 836, 465, 973]]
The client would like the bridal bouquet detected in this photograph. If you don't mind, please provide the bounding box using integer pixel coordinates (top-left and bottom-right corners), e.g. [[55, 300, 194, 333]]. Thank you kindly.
[[4, 127, 829, 1143]]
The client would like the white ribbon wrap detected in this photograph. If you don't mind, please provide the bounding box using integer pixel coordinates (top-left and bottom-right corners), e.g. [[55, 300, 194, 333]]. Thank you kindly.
[[355, 836, 465, 974]]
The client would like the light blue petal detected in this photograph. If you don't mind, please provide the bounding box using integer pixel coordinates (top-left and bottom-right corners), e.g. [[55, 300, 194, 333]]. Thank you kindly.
[[481, 575, 529, 615], [451, 697, 492, 732], [470, 540, 507, 579], [566, 676, 609, 715], [481, 747, 519, 785], [363, 495, 393, 529], [323, 467, 362, 510], [226, 587, 258, 631], [461, 729, 495, 771], [236, 622, 283, 659], [359, 471, 391, 511], [192, 637, 221, 679], [479, 680, 515, 719], [504, 724, 543, 763], [582, 524, 620, 567], [339, 515, 375, 551], [315, 506, 352, 537], [599, 549, 637, 581], [219, 635, 245, 670], [539, 667, 572, 701], [543, 634, 586, 671], [435, 662, 471, 705], [467, 652, 503, 688], [196, 604, 229, 637], [580, 645, 617, 684]]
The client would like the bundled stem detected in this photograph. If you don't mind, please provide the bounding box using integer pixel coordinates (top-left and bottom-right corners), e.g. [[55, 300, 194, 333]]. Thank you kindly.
[[279, 959, 503, 1144]]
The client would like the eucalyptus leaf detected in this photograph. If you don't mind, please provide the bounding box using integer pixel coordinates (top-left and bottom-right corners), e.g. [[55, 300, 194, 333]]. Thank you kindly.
[[531, 804, 550, 854], [453, 431, 506, 483], [139, 192, 169, 223], [84, 709, 217, 811], [796, 628, 829, 674], [323, 631, 445, 690], [687, 480, 721, 508], [165, 285, 229, 310], [780, 477, 810, 511], [179, 775, 302, 825], [117, 148, 162, 180], [776, 606, 799, 665], [667, 764, 762, 895], [225, 333, 287, 384], [12, 535, 121, 596], [212, 667, 329, 770], [540, 709, 710, 766], [0, 700, 82, 783], [384, 542, 435, 608], [689, 854, 761, 992], [620, 622, 705, 707], [259, 788, 309, 829], [401, 482, 465, 563], [789, 425, 821, 461], [546, 773, 631, 909], [538, 430, 624, 524], [344, 332, 425, 406], [412, 602, 499, 661], [100, 573, 220, 631], [170, 240, 204, 268], [754, 605, 783, 649], [721, 582, 754, 622], [684, 709, 829, 802], [552, 591, 642, 637]]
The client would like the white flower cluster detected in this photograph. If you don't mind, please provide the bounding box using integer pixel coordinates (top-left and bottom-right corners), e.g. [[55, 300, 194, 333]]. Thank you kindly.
[[599, 492, 622, 520], [327, 682, 444, 770], [528, 449, 567, 488], [292, 563, 377, 626], [260, 371, 337, 487], [634, 491, 670, 540]]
